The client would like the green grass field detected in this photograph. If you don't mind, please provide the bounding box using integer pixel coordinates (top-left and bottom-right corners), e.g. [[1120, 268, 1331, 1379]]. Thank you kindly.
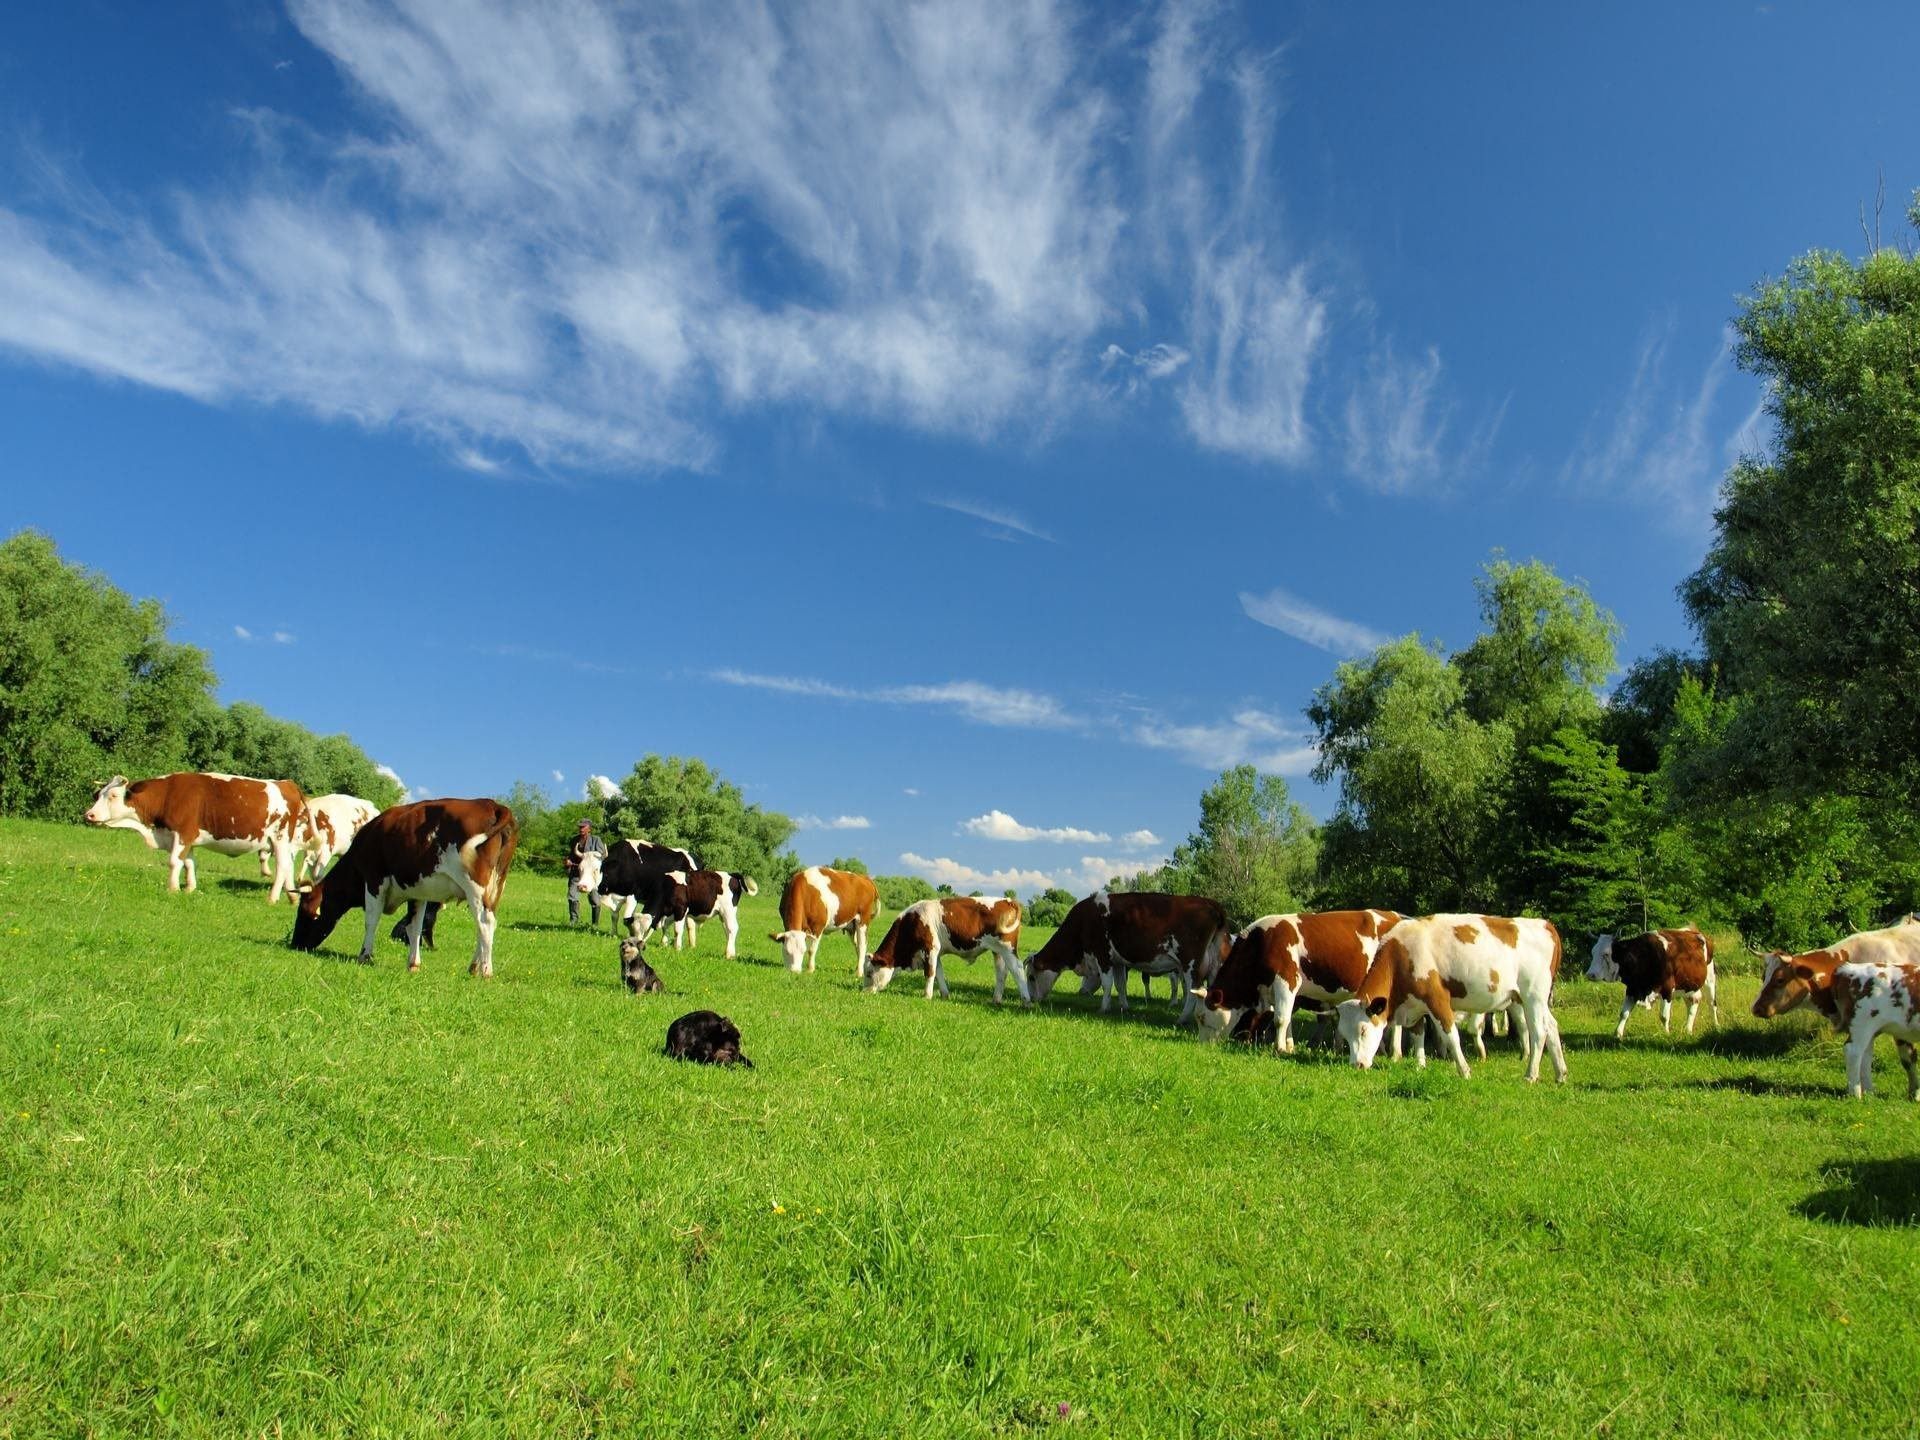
[[3, 818, 1918, 1438]]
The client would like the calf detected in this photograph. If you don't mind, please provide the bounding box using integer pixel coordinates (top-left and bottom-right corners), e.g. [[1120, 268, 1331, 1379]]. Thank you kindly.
[[1194, 909, 1403, 1052], [289, 798, 517, 976], [770, 866, 880, 974], [619, 938, 664, 994], [664, 1011, 752, 1068], [866, 896, 1026, 1003], [1337, 914, 1567, 1083], [1026, 890, 1231, 1024], [662, 869, 760, 958], [84, 772, 306, 902], [1752, 919, 1920, 1099], [1588, 928, 1718, 1038]]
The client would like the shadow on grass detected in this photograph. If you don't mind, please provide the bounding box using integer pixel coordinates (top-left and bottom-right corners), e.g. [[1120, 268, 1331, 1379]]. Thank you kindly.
[[1689, 1074, 1839, 1100], [212, 876, 278, 897], [1696, 1026, 1824, 1060], [1798, 1157, 1920, 1227]]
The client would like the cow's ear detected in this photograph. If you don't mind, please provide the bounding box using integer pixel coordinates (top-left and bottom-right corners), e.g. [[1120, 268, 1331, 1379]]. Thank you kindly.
[[1366, 996, 1389, 1018], [1791, 962, 1816, 983]]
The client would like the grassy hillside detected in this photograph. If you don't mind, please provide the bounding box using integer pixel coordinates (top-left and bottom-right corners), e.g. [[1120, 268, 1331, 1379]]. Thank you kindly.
[[2, 818, 1917, 1437]]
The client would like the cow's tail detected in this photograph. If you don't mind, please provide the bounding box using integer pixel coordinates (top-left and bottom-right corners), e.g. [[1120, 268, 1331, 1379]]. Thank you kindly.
[[994, 906, 1021, 937], [744, 876, 760, 896]]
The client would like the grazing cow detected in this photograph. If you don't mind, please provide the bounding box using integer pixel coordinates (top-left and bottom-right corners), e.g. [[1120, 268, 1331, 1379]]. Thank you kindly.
[[619, 938, 664, 994], [664, 1011, 752, 1068], [84, 772, 307, 903], [1588, 928, 1718, 1038], [1751, 919, 1920, 1099], [866, 896, 1026, 1003], [1194, 909, 1403, 1052], [292, 793, 382, 881], [1026, 891, 1231, 1024], [770, 867, 880, 974], [575, 839, 698, 935], [1337, 914, 1568, 1083], [661, 869, 760, 957], [289, 798, 516, 976]]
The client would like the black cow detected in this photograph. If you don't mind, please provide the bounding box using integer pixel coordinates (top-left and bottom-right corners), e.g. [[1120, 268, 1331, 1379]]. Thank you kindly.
[[576, 839, 698, 935], [664, 1011, 752, 1067], [620, 938, 664, 994]]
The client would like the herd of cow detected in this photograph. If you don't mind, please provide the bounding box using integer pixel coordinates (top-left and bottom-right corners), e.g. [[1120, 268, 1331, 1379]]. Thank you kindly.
[[80, 771, 1920, 1097]]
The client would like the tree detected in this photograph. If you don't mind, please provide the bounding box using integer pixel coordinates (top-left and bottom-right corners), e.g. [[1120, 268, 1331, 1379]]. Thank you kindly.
[[598, 755, 796, 886], [874, 874, 937, 910], [1165, 766, 1318, 926], [1680, 224, 1920, 802], [0, 531, 214, 817], [828, 855, 869, 874], [1024, 887, 1077, 927], [188, 702, 402, 808]]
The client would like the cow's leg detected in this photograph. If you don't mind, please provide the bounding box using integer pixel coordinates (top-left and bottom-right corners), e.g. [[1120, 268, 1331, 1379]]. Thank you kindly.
[[359, 892, 382, 964], [1659, 988, 1675, 1033], [1517, 995, 1557, 1082], [1176, 969, 1200, 1026], [721, 903, 739, 960], [472, 903, 497, 978], [1895, 1039, 1920, 1102], [268, 837, 296, 905], [1614, 995, 1634, 1041], [1543, 1007, 1568, 1084], [1705, 963, 1720, 1028], [1683, 988, 1703, 1034], [1845, 1032, 1874, 1098], [166, 834, 190, 892], [1272, 982, 1300, 1055], [1469, 1012, 1487, 1060], [403, 900, 428, 972]]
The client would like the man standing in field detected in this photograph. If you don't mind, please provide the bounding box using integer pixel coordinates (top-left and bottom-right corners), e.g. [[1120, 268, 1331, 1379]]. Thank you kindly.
[[566, 820, 607, 928]]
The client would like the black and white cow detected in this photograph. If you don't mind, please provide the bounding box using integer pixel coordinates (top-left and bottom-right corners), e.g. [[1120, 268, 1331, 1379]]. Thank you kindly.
[[574, 839, 697, 935]]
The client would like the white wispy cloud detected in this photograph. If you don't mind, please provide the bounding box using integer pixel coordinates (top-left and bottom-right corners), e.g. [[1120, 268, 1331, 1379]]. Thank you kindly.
[[899, 851, 1056, 895], [1059, 854, 1168, 892], [1560, 321, 1759, 529], [1119, 828, 1163, 849], [903, 787, 920, 797], [233, 625, 253, 640], [709, 668, 1079, 730], [1133, 706, 1319, 776], [482, 643, 626, 674], [0, 0, 1378, 477], [924, 497, 1054, 543], [961, 809, 1110, 844], [271, 629, 295, 644], [551, 769, 565, 784], [1238, 586, 1388, 655], [797, 814, 871, 831]]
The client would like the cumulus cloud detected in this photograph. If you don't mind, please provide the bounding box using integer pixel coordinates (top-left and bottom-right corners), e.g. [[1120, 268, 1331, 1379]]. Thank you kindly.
[[585, 774, 620, 800], [1058, 854, 1167, 892], [710, 669, 1079, 730], [1133, 706, 1318, 776], [1120, 828, 1163, 849], [961, 809, 1109, 844], [1238, 586, 1388, 656], [899, 851, 1055, 895], [797, 814, 871, 830], [375, 762, 412, 800], [0, 0, 1384, 477]]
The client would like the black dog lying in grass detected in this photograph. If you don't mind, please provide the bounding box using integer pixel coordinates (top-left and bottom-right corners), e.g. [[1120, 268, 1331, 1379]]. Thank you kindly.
[[665, 1011, 751, 1067], [620, 938, 664, 994]]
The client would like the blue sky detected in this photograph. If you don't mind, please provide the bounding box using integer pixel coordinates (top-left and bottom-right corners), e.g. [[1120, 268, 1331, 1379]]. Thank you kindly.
[[1, 1, 1913, 893]]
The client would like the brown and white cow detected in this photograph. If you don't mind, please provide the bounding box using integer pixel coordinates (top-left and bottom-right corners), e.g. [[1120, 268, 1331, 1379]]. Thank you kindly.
[[1751, 919, 1920, 1100], [1194, 909, 1403, 1052], [292, 793, 383, 882], [1337, 914, 1568, 1083], [289, 798, 517, 976], [660, 869, 759, 958], [866, 896, 1026, 1003], [1026, 890, 1231, 1023], [85, 772, 307, 902], [770, 866, 879, 974], [1588, 927, 1718, 1038]]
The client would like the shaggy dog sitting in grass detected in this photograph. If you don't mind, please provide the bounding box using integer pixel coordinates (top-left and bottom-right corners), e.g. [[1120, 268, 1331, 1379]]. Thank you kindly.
[[664, 1011, 751, 1067], [619, 938, 664, 994]]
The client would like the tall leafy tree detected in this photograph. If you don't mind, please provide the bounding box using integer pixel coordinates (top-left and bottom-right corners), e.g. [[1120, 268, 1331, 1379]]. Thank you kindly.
[[599, 754, 796, 885], [0, 531, 214, 817]]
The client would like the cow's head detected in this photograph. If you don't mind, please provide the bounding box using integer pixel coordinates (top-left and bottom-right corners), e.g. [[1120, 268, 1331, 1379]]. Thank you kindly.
[[1193, 986, 1246, 1043], [1026, 956, 1065, 1004], [83, 776, 133, 827], [1336, 995, 1391, 1068], [1587, 934, 1617, 982], [575, 849, 603, 895], [288, 877, 342, 951], [1752, 951, 1826, 1019], [620, 938, 663, 995], [769, 928, 810, 973]]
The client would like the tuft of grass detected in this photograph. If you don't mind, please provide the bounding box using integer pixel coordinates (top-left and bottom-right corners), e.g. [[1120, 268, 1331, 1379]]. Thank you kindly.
[[2, 817, 1919, 1437]]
